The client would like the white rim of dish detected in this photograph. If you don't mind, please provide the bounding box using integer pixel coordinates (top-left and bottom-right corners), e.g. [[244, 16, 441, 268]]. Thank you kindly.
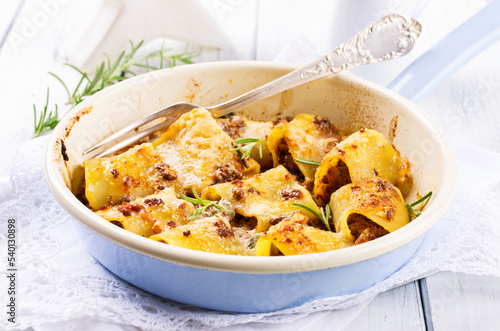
[[45, 61, 458, 274]]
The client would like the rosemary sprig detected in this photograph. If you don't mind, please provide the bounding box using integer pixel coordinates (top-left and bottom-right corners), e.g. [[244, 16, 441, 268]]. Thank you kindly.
[[33, 88, 59, 138], [406, 191, 432, 220], [231, 138, 265, 160], [179, 188, 231, 220], [52, 41, 198, 107], [33, 40, 198, 137], [293, 157, 321, 166], [292, 203, 332, 231]]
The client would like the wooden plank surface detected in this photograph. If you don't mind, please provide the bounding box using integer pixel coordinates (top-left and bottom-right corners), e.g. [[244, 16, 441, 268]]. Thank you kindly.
[[341, 282, 426, 331], [425, 272, 500, 331]]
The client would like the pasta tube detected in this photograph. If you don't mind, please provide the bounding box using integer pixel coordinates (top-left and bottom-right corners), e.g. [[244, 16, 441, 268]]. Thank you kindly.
[[255, 212, 353, 256], [267, 114, 341, 189], [329, 177, 409, 244], [202, 165, 322, 232], [96, 188, 196, 237], [84, 108, 247, 209], [314, 129, 411, 206], [149, 214, 253, 255]]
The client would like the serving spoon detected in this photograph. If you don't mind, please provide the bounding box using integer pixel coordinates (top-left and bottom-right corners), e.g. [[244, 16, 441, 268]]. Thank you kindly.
[[84, 14, 421, 158]]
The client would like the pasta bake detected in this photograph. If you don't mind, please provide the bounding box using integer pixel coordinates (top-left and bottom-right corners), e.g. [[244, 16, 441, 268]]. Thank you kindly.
[[81, 108, 430, 256]]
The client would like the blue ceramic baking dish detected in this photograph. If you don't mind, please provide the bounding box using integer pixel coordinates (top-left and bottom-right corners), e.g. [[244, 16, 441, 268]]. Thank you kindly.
[[45, 61, 457, 312]]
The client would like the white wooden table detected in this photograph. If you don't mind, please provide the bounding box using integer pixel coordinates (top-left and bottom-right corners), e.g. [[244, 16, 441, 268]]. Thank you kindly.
[[1, 1, 499, 330]]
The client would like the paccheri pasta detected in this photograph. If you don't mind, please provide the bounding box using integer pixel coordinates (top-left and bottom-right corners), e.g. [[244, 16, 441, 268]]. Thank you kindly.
[[81, 108, 427, 256]]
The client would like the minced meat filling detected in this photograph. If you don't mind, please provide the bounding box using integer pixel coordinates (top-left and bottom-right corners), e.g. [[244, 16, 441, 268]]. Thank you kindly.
[[230, 214, 258, 230], [212, 164, 243, 184], [347, 213, 389, 244], [312, 115, 341, 141], [279, 188, 303, 200], [219, 116, 245, 139], [276, 138, 303, 180], [319, 160, 351, 203]]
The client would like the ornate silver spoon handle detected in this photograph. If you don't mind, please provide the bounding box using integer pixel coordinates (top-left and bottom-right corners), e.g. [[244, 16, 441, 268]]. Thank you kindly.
[[210, 14, 422, 117]]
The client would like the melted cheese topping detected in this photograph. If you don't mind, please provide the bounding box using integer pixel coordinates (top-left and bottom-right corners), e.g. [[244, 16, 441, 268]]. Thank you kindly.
[[267, 114, 341, 188], [82, 109, 418, 256], [255, 212, 353, 256], [96, 188, 196, 237], [149, 214, 253, 255], [85, 108, 246, 209], [218, 116, 274, 170], [329, 177, 409, 242], [314, 129, 411, 206], [202, 165, 321, 232]]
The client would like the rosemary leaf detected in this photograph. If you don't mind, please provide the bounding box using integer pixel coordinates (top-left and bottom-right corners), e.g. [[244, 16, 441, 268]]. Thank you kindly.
[[33, 88, 59, 138], [104, 51, 125, 81], [86, 62, 105, 94], [292, 202, 332, 231], [178, 192, 203, 205], [180, 188, 231, 220], [33, 40, 199, 137], [234, 138, 261, 144], [231, 138, 265, 160], [409, 191, 432, 207], [293, 158, 321, 166], [64, 63, 88, 77], [324, 203, 331, 223], [48, 72, 71, 100], [406, 191, 432, 220]]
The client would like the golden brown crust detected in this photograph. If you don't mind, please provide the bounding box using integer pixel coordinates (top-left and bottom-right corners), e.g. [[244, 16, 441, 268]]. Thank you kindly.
[[83, 109, 416, 255], [330, 177, 409, 242]]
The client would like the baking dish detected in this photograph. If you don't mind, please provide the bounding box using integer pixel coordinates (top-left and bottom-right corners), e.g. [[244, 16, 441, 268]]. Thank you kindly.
[[45, 61, 457, 312]]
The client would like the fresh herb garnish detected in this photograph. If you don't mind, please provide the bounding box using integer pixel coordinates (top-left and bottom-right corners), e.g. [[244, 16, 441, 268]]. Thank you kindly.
[[231, 138, 265, 160], [179, 188, 231, 220], [33, 88, 59, 138], [33, 40, 198, 137], [293, 157, 321, 166], [219, 111, 236, 119], [406, 191, 432, 220], [292, 203, 332, 231], [247, 234, 261, 249]]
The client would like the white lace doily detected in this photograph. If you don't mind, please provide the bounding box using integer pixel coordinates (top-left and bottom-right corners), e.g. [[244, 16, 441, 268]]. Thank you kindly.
[[0, 135, 499, 331]]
